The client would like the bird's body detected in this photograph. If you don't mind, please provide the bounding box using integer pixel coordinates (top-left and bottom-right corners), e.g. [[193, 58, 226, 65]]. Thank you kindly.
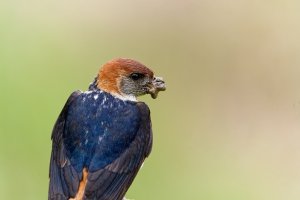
[[49, 58, 165, 200]]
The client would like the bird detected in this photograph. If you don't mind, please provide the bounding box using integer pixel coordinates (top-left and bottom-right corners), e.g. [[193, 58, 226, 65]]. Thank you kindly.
[[48, 58, 166, 200]]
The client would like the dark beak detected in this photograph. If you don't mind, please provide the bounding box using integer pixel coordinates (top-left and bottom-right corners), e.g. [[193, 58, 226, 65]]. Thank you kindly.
[[147, 76, 166, 99]]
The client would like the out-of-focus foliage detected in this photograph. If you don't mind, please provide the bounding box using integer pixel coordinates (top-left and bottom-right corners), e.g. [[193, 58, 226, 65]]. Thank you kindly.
[[1, 0, 300, 199]]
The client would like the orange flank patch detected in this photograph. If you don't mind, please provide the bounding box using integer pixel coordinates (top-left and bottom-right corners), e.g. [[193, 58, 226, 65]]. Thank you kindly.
[[97, 58, 154, 94], [69, 168, 88, 200]]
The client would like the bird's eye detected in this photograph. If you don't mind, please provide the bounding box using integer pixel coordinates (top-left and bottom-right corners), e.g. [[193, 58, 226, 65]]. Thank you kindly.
[[130, 73, 144, 81]]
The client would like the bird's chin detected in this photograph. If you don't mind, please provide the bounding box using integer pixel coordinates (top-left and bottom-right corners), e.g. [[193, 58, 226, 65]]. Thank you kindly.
[[146, 77, 166, 99]]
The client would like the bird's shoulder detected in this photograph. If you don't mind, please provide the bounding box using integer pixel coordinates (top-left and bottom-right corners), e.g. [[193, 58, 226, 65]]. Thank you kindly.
[[51, 90, 82, 141], [66, 90, 150, 124]]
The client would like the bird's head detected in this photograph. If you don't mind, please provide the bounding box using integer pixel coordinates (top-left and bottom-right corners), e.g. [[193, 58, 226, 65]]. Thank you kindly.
[[97, 58, 166, 101]]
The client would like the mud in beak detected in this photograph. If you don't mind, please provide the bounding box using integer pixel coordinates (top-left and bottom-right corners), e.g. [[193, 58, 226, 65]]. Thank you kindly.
[[147, 76, 166, 99]]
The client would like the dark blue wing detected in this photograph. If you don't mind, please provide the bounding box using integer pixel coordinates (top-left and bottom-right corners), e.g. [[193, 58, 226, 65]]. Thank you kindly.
[[49, 90, 83, 200], [83, 102, 152, 200]]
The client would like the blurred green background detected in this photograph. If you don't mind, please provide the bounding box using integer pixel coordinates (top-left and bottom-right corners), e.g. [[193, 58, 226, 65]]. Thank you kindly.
[[1, 0, 300, 199]]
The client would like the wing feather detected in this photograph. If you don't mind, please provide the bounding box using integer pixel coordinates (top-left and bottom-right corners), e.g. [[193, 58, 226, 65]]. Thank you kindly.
[[83, 102, 152, 200], [49, 91, 82, 200]]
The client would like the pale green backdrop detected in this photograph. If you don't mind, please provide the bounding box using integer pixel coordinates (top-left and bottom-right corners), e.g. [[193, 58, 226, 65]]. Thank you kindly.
[[1, 0, 300, 199]]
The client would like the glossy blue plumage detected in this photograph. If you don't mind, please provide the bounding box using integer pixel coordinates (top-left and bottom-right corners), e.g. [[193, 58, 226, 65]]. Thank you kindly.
[[64, 90, 140, 172], [49, 87, 152, 200]]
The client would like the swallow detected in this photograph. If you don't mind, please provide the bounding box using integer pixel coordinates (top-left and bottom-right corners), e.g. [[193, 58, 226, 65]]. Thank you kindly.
[[48, 58, 166, 200]]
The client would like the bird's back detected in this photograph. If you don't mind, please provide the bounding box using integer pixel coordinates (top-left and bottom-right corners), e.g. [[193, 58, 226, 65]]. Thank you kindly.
[[64, 90, 141, 171], [49, 90, 152, 200]]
